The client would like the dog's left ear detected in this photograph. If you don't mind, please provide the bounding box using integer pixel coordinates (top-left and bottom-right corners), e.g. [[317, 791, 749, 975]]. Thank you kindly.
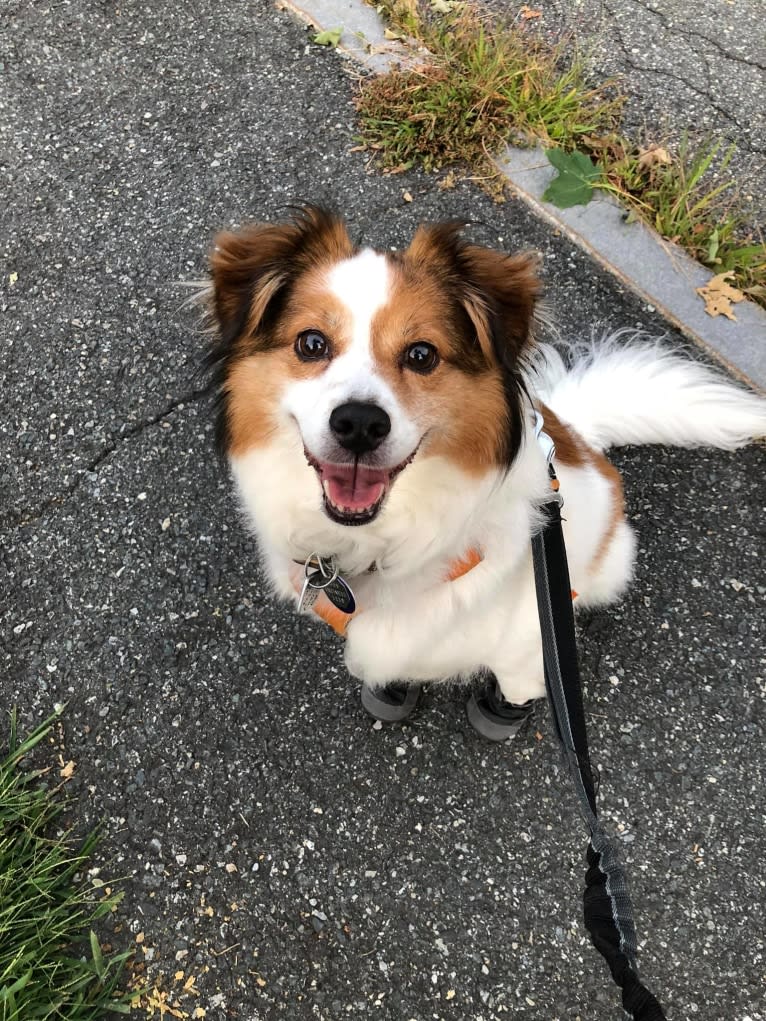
[[406, 223, 541, 371], [458, 244, 541, 369]]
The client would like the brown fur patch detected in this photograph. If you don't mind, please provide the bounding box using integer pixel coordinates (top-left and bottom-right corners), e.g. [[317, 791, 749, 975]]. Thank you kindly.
[[363, 262, 507, 473], [209, 207, 356, 453], [539, 403, 625, 574], [588, 450, 625, 575], [363, 228, 541, 473], [406, 223, 541, 365], [537, 403, 590, 466], [224, 268, 358, 456], [210, 206, 354, 351]]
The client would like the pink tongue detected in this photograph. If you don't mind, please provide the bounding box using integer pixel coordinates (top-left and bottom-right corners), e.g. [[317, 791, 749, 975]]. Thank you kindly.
[[322, 463, 388, 511]]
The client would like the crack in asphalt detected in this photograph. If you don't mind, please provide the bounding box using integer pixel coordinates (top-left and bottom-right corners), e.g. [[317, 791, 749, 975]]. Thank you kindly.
[[2, 386, 211, 533], [603, 1, 760, 143], [627, 0, 766, 73]]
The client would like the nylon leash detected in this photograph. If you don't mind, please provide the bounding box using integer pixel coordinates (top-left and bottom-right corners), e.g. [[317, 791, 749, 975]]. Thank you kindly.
[[531, 461, 667, 1018]]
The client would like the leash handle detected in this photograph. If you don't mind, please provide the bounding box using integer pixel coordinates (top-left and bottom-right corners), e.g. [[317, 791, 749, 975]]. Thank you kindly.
[[532, 498, 667, 1021]]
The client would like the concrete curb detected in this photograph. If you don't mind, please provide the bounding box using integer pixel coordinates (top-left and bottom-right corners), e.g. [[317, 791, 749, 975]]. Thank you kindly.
[[279, 0, 765, 391], [278, 0, 418, 73]]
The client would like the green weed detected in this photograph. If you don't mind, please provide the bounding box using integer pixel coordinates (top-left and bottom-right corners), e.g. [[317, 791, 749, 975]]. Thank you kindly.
[[0, 710, 132, 1021]]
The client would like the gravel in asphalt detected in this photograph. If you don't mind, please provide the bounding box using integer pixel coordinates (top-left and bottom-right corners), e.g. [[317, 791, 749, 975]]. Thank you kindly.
[[1, 2, 764, 1019]]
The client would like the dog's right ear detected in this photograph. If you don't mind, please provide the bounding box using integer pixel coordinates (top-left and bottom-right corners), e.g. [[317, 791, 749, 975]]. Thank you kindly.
[[209, 206, 354, 348]]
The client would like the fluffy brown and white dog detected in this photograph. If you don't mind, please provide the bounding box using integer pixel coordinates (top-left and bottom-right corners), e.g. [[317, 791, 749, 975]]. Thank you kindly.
[[206, 206, 765, 730]]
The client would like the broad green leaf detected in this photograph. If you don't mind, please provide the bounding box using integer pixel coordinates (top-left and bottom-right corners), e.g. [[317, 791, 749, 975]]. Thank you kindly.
[[542, 148, 601, 208], [313, 27, 342, 47]]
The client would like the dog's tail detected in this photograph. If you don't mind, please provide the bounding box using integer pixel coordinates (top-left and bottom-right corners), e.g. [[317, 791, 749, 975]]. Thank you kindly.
[[531, 332, 766, 451]]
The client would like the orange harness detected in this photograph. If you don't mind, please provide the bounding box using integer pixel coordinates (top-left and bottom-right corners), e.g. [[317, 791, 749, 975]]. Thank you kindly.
[[303, 548, 484, 636], [297, 547, 578, 637]]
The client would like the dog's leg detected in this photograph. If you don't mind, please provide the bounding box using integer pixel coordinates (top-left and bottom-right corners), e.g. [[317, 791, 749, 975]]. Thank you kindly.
[[360, 681, 421, 723], [464, 574, 545, 740], [466, 675, 536, 742]]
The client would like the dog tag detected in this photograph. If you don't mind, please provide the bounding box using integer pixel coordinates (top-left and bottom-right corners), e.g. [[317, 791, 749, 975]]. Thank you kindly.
[[321, 574, 356, 614], [296, 555, 356, 616], [297, 573, 321, 614]]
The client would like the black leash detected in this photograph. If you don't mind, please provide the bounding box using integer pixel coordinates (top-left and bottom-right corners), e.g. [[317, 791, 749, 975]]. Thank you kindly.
[[531, 461, 667, 1019]]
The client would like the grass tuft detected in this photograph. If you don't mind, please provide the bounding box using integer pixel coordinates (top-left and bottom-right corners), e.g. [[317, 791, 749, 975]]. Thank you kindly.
[[356, 1, 765, 307], [357, 3, 621, 173], [0, 710, 131, 1020], [598, 134, 766, 301]]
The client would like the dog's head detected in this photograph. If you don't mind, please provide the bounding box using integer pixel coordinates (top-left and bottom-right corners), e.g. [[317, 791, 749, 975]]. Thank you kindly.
[[208, 206, 540, 527]]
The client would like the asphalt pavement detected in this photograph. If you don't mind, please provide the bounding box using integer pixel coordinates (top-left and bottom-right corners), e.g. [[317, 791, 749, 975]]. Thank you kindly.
[[1, 2, 765, 1019]]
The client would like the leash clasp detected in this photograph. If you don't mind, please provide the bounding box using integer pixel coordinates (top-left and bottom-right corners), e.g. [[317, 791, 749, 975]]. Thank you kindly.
[[534, 410, 556, 464], [534, 411, 563, 505]]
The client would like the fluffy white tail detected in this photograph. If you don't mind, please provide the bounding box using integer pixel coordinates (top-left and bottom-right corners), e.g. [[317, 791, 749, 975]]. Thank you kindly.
[[532, 332, 766, 451]]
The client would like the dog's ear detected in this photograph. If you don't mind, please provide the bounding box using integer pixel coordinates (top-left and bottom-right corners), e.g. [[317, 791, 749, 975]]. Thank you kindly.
[[210, 206, 354, 347], [407, 223, 541, 371], [458, 244, 541, 368]]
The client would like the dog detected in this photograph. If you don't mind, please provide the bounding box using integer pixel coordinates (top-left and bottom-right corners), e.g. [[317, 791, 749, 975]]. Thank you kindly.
[[206, 205, 766, 736]]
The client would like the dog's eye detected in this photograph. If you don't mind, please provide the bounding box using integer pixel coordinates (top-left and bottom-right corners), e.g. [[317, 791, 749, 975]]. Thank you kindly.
[[404, 342, 439, 374], [295, 330, 329, 360]]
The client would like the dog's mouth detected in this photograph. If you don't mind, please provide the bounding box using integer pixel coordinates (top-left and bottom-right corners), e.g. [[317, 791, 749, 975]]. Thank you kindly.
[[304, 449, 417, 526]]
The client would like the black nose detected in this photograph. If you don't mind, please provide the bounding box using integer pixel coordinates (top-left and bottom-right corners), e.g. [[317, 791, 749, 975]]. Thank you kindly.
[[329, 402, 391, 455]]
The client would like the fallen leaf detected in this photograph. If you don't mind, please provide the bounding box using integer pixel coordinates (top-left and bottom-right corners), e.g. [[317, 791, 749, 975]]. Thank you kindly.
[[385, 162, 412, 175], [224, 862, 238, 873], [430, 0, 456, 12], [637, 144, 671, 173], [313, 27, 342, 47], [9, 272, 18, 287], [696, 271, 745, 320], [542, 148, 601, 208], [582, 133, 626, 161], [59, 758, 76, 779], [519, 4, 542, 18], [402, 190, 413, 203], [384, 28, 406, 41]]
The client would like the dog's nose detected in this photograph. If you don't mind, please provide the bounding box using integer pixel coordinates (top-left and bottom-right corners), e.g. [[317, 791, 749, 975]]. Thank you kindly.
[[329, 402, 391, 454]]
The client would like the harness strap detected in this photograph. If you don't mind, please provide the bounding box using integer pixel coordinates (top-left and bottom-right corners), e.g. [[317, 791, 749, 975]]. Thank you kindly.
[[297, 548, 485, 636], [532, 496, 666, 1020]]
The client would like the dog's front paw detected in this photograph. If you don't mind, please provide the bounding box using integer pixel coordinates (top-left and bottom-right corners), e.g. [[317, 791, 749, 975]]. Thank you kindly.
[[344, 610, 407, 685]]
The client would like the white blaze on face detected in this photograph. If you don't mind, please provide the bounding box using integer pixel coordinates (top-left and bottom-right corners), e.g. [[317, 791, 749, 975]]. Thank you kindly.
[[281, 248, 422, 466]]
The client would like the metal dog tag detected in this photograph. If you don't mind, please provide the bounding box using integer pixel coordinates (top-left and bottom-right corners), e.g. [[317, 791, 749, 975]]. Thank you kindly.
[[297, 573, 321, 614], [296, 555, 356, 616], [322, 574, 356, 614]]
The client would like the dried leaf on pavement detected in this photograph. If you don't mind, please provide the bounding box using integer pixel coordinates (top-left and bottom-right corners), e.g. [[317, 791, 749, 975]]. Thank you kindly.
[[696, 271, 746, 320], [637, 144, 672, 173]]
